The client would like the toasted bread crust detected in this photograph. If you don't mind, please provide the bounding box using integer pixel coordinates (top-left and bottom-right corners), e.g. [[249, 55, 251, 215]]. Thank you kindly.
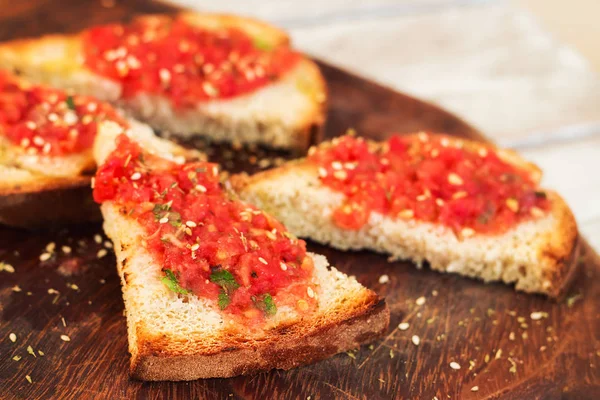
[[130, 298, 388, 380], [0, 177, 98, 228], [231, 135, 580, 298]]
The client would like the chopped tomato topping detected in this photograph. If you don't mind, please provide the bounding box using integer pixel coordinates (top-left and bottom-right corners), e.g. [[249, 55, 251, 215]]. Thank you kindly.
[[82, 16, 300, 107], [0, 71, 126, 156], [309, 133, 549, 235], [94, 134, 315, 322]]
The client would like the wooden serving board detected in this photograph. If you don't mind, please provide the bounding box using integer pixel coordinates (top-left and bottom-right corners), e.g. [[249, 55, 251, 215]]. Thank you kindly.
[[1, 1, 599, 399]]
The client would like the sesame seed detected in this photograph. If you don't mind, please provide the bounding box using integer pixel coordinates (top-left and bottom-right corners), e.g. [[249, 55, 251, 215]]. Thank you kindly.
[[202, 82, 218, 97], [297, 299, 308, 311], [506, 198, 519, 213], [441, 138, 450, 147], [159, 217, 169, 224], [12, 285, 21, 292], [48, 288, 59, 295], [63, 111, 78, 125], [186, 221, 197, 228], [471, 386, 479, 392], [530, 311, 547, 320], [195, 184, 207, 192], [412, 335, 420, 346], [450, 361, 461, 370], [9, 333, 16, 342], [26, 375, 32, 384], [399, 322, 410, 331], [33, 136, 45, 146], [60, 335, 70, 342], [418, 132, 429, 142], [379, 274, 390, 284], [530, 207, 544, 218], [331, 161, 342, 170], [333, 170, 347, 180], [307, 287, 315, 298], [104, 241, 113, 249], [130, 172, 141, 181], [39, 253, 51, 262], [318, 167, 327, 178], [415, 296, 426, 306], [94, 234, 103, 244], [97, 249, 108, 259], [190, 244, 200, 251], [258, 257, 268, 265], [478, 147, 488, 157], [431, 148, 440, 158], [159, 68, 171, 83], [461, 228, 475, 238], [398, 209, 414, 219], [452, 191, 467, 199], [280, 262, 288, 271], [25, 121, 37, 130], [448, 173, 463, 185]]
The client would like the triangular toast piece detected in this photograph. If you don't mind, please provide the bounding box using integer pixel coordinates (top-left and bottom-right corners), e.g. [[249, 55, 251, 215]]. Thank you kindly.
[[93, 122, 388, 380], [0, 12, 326, 151], [0, 70, 191, 227], [231, 133, 579, 298]]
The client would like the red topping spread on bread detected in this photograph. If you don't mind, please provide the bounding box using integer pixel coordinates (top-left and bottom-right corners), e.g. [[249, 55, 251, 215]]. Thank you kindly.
[[94, 134, 316, 321], [0, 71, 126, 156], [308, 133, 549, 235], [82, 16, 300, 107]]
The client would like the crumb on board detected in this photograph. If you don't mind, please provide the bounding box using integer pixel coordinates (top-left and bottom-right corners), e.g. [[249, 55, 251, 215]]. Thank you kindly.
[[450, 361, 461, 370], [415, 296, 426, 306], [412, 335, 420, 346], [9, 333, 17, 342], [25, 375, 32, 384], [378, 274, 389, 284], [471, 386, 479, 392], [1, 262, 15, 273]]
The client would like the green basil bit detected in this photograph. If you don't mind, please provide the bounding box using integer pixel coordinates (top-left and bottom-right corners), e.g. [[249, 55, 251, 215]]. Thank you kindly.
[[210, 268, 240, 292], [253, 37, 272, 51], [218, 291, 231, 310], [254, 293, 277, 317], [160, 269, 189, 294], [65, 96, 76, 111]]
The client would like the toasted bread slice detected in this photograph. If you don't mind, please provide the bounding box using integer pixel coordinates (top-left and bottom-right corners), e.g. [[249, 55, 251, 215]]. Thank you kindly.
[[231, 134, 580, 298], [93, 122, 389, 380], [0, 12, 327, 151], [0, 71, 199, 228]]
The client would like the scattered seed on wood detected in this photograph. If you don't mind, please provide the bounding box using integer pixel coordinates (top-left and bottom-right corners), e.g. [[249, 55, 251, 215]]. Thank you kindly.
[[9, 333, 17, 342], [399, 322, 410, 331], [450, 362, 461, 370], [60, 335, 71, 342]]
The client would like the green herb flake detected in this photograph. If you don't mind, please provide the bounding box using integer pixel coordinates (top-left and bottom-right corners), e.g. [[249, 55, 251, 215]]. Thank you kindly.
[[65, 96, 76, 111], [218, 291, 231, 310], [253, 37, 272, 51], [254, 293, 277, 317], [161, 269, 189, 294], [210, 269, 240, 292]]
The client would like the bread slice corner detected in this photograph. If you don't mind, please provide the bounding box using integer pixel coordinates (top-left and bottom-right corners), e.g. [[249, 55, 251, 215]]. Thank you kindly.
[[230, 136, 580, 299]]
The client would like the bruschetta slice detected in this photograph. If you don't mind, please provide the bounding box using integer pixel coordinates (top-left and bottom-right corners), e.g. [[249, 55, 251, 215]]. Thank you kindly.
[[231, 132, 580, 298], [92, 121, 388, 380]]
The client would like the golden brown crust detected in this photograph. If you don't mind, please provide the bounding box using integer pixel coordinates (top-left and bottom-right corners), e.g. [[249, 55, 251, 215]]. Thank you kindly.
[[538, 191, 580, 299], [0, 177, 99, 228], [131, 298, 389, 381]]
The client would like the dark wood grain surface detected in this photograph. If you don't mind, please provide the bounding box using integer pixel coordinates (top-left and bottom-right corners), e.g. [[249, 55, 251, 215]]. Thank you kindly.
[[0, 1, 599, 399]]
